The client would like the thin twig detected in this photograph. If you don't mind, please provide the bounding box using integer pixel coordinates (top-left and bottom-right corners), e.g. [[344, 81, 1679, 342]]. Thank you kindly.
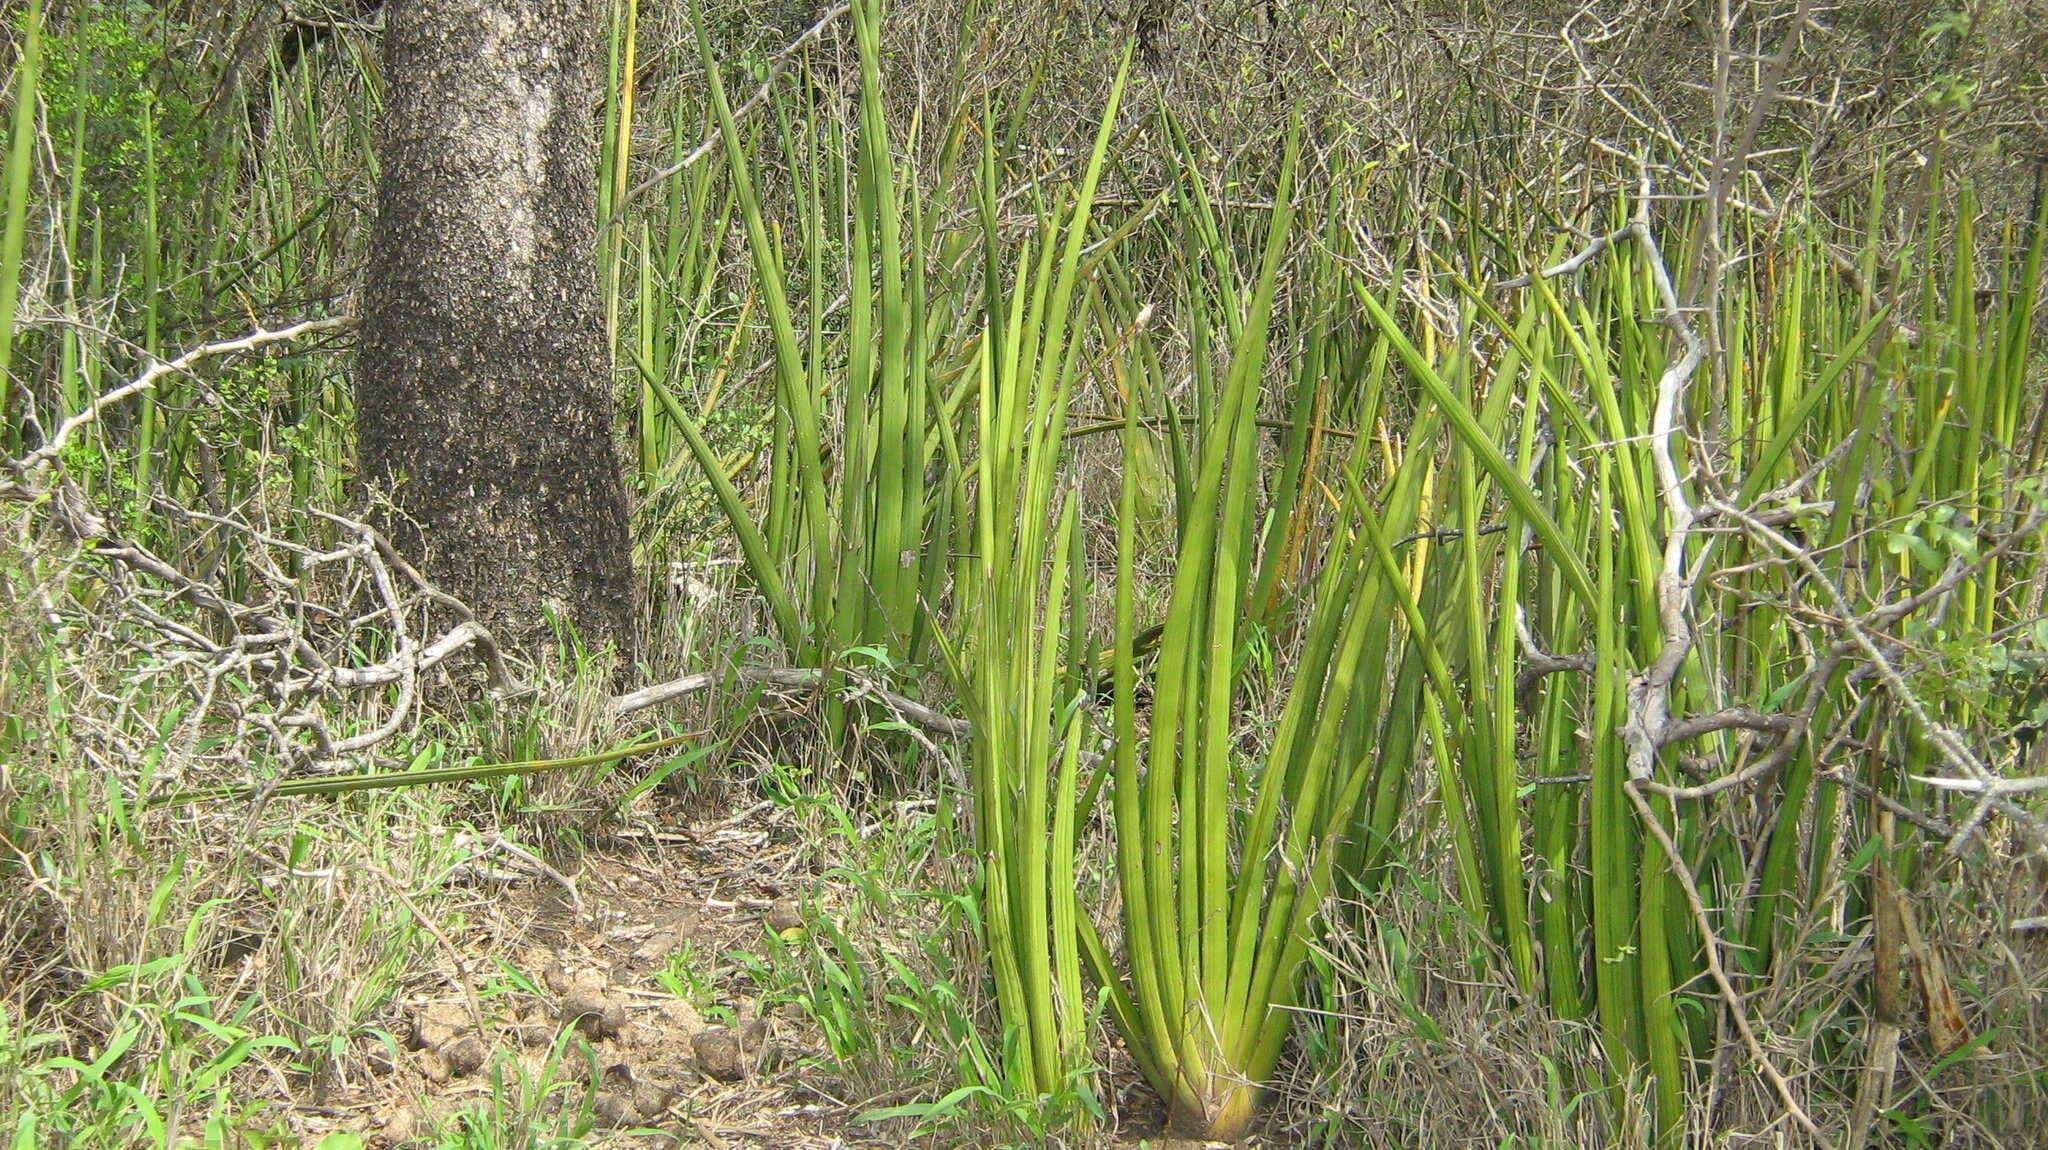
[[7, 316, 356, 478], [1626, 781, 1834, 1148], [1491, 225, 1632, 290], [364, 861, 491, 1041], [1711, 498, 2048, 856], [612, 664, 971, 737], [602, 3, 852, 234]]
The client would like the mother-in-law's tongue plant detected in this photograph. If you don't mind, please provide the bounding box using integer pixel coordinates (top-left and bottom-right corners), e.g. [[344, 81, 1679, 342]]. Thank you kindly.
[[940, 46, 1136, 1132], [1071, 141, 1607, 1140], [1082, 131, 1325, 1135], [1072, 125, 1389, 1141]]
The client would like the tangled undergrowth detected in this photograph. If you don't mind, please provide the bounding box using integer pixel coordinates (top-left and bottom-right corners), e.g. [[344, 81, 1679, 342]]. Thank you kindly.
[[6, 0, 2048, 1147]]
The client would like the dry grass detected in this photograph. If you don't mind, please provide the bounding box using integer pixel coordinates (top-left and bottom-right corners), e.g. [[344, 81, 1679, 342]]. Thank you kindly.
[[8, 2, 2048, 1148]]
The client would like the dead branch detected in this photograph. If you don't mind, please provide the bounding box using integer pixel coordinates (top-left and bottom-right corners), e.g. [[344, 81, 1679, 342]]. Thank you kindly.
[[5, 316, 357, 484], [1627, 779, 1834, 1149], [1710, 497, 2048, 857], [612, 665, 971, 737], [604, 2, 853, 231], [5, 318, 530, 779]]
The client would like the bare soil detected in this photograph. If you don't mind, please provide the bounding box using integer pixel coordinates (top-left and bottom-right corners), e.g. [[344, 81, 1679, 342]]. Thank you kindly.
[[279, 798, 892, 1149]]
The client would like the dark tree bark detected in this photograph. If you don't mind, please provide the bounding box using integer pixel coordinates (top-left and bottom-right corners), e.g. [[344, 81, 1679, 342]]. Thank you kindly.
[[356, 0, 637, 664]]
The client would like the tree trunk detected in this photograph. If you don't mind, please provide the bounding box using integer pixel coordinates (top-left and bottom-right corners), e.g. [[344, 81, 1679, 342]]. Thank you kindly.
[[356, 0, 636, 664]]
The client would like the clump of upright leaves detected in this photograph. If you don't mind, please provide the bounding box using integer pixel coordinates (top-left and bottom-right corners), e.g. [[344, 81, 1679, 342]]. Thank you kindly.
[[944, 44, 1135, 1130]]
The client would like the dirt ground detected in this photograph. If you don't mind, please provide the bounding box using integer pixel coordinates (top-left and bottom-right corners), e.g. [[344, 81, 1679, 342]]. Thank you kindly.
[[277, 794, 896, 1149]]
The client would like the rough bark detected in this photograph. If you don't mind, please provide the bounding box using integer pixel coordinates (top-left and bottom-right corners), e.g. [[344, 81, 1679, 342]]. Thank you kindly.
[[356, 0, 636, 664]]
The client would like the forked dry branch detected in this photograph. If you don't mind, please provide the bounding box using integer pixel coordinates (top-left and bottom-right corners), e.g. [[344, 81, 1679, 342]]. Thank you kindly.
[[3, 321, 540, 786], [3, 317, 975, 801], [1489, 155, 2048, 1144]]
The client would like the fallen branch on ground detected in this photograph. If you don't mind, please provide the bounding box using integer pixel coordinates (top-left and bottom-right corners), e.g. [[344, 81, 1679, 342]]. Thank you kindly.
[[610, 664, 969, 736]]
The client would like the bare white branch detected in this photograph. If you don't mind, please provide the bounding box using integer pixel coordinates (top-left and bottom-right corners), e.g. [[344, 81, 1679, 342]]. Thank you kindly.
[[7, 316, 356, 478]]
